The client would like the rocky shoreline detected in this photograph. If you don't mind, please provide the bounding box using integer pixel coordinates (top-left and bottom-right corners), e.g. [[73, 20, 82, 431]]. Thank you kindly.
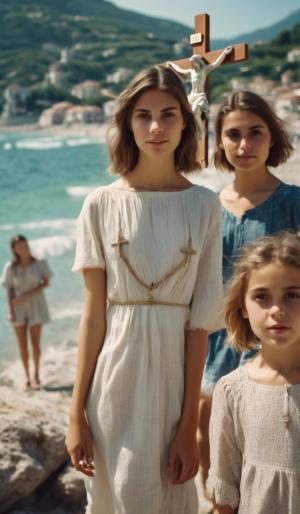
[[0, 341, 86, 514]]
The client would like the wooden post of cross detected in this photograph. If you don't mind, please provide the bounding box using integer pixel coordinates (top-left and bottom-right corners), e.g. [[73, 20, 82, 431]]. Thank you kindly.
[[169, 13, 248, 167]]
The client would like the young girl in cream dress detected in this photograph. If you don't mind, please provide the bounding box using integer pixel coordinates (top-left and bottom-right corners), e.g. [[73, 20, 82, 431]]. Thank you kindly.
[[208, 232, 300, 514]]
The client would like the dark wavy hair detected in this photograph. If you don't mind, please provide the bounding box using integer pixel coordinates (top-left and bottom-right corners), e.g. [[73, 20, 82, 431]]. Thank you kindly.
[[107, 64, 200, 174], [214, 91, 293, 171]]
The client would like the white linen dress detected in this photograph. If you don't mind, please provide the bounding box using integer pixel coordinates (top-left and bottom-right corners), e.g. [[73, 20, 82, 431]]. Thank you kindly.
[[207, 365, 300, 514], [73, 185, 223, 514], [1, 259, 52, 326]]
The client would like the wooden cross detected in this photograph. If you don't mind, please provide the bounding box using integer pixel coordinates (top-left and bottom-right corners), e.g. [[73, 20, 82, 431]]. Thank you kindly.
[[170, 13, 248, 167]]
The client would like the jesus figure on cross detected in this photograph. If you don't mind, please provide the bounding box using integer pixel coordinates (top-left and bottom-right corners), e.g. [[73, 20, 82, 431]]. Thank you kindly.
[[167, 45, 232, 139]]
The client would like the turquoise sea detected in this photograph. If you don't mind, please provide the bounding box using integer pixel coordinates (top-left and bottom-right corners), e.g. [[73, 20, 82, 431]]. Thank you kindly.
[[1, 130, 299, 371], [0, 131, 111, 369]]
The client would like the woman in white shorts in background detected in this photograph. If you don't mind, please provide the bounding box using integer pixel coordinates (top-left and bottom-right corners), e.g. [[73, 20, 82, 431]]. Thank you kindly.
[[1, 234, 52, 390]]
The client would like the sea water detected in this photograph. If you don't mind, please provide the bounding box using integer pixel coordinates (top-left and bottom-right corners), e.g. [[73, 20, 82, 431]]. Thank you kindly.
[[0, 132, 112, 369], [1, 131, 298, 371]]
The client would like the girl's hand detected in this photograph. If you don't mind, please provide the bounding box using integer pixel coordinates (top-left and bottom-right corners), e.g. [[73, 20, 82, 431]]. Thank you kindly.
[[167, 427, 200, 485], [12, 294, 27, 305], [66, 414, 94, 477], [8, 310, 15, 322]]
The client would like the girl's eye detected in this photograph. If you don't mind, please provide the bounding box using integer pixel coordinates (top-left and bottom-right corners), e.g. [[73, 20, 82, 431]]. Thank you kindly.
[[136, 113, 151, 119], [162, 111, 175, 118], [225, 131, 240, 140], [254, 293, 268, 302], [250, 129, 262, 137], [285, 292, 300, 300]]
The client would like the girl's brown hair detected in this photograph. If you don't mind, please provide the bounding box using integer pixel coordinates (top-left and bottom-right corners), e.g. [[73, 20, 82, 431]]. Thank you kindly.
[[214, 90, 293, 171], [107, 64, 200, 175], [10, 234, 34, 267], [225, 232, 300, 351]]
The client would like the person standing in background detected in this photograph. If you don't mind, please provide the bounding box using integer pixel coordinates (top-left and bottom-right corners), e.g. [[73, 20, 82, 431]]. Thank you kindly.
[[1, 235, 52, 390]]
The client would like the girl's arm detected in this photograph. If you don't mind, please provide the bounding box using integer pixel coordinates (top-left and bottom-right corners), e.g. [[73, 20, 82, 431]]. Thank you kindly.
[[168, 328, 208, 485], [12, 277, 50, 304], [66, 267, 106, 476], [7, 288, 15, 322], [206, 378, 241, 512]]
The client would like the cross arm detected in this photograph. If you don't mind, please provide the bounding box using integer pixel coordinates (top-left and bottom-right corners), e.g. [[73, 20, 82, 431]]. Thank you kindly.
[[204, 43, 248, 66]]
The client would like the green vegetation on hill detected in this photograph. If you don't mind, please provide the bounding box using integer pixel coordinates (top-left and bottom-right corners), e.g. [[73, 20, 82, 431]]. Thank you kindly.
[[0, 0, 191, 112], [211, 22, 300, 102], [1, 0, 300, 113]]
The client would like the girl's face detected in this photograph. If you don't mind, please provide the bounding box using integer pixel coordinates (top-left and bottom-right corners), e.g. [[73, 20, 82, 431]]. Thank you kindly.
[[243, 262, 300, 350], [130, 89, 185, 159], [219, 110, 272, 174], [13, 240, 31, 260]]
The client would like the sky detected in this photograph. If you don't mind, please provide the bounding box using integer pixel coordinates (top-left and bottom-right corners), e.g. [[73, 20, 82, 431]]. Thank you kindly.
[[114, 0, 300, 38]]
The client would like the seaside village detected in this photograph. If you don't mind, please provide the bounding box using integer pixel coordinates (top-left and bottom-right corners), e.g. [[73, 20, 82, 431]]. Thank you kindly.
[[1, 40, 300, 140]]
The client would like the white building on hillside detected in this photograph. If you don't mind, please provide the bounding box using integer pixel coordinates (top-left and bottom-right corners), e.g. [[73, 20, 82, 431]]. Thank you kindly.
[[106, 68, 132, 85], [287, 48, 300, 63], [39, 102, 73, 126], [65, 105, 103, 124], [71, 81, 102, 99]]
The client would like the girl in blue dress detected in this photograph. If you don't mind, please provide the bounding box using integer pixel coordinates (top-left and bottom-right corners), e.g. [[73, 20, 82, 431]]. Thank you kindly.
[[199, 90, 299, 488]]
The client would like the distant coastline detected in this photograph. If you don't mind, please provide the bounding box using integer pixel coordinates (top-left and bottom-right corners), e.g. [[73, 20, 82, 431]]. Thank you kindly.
[[0, 122, 110, 142]]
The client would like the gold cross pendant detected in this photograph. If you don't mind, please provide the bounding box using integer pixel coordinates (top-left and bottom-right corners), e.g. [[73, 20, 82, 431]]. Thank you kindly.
[[111, 230, 129, 256], [180, 237, 197, 261]]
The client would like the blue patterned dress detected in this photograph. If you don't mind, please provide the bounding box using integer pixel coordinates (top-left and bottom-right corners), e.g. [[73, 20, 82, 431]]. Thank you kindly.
[[203, 183, 300, 394]]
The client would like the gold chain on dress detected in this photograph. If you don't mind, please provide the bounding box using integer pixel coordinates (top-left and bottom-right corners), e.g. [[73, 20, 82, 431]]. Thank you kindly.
[[111, 228, 196, 302]]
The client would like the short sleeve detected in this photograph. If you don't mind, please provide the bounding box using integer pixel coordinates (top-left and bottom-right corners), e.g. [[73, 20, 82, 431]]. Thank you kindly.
[[206, 378, 242, 509], [186, 195, 224, 331], [37, 259, 53, 279], [1, 262, 13, 289], [72, 192, 105, 273]]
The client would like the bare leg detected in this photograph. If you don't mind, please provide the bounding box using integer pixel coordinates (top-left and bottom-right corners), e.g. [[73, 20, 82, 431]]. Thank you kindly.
[[14, 325, 30, 388], [199, 394, 213, 486], [29, 323, 42, 387]]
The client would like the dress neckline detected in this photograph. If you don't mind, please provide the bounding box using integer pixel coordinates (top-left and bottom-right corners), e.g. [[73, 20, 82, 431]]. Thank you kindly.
[[103, 184, 198, 194], [241, 363, 300, 390], [221, 183, 286, 220]]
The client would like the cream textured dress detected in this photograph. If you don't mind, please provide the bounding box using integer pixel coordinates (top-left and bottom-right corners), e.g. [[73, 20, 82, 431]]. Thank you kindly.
[[207, 365, 300, 514], [73, 185, 223, 514]]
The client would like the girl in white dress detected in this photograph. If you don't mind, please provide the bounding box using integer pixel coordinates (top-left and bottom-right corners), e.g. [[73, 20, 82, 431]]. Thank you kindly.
[[207, 232, 300, 514], [1, 235, 52, 390], [66, 64, 224, 514]]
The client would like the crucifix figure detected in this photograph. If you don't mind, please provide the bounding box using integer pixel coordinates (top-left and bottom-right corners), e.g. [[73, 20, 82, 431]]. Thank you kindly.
[[168, 46, 233, 139], [166, 13, 248, 167]]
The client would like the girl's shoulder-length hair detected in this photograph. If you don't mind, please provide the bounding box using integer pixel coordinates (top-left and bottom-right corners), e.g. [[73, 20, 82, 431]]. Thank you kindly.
[[225, 231, 300, 351], [214, 90, 293, 171], [107, 64, 200, 175], [10, 234, 36, 267]]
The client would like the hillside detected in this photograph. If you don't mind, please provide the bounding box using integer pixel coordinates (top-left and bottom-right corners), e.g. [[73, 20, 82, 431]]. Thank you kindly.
[[1, 1, 300, 112], [0, 0, 190, 109], [212, 7, 300, 48], [211, 21, 300, 100]]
